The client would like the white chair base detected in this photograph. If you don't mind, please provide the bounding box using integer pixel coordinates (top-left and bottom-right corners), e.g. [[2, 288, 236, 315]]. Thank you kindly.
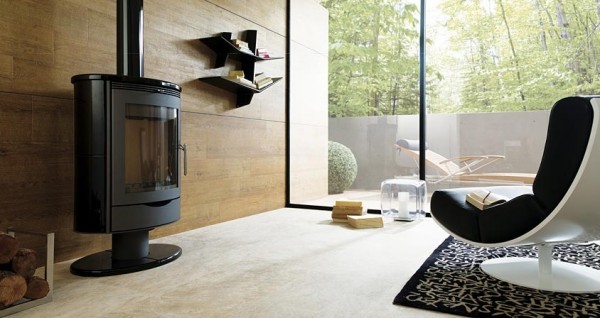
[[481, 257, 600, 293]]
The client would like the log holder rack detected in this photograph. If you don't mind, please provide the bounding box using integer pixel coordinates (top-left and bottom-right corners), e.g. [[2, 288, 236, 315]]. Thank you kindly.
[[0, 228, 54, 317]]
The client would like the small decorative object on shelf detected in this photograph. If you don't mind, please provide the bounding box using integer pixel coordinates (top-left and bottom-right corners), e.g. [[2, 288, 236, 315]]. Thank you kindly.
[[0, 229, 53, 317], [198, 30, 283, 107], [256, 48, 270, 58]]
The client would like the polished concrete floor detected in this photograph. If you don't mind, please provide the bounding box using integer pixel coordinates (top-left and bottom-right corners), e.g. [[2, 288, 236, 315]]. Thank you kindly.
[[13, 208, 456, 318]]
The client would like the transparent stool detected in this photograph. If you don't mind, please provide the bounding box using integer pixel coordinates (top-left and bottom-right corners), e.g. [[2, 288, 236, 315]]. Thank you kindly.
[[380, 178, 427, 221]]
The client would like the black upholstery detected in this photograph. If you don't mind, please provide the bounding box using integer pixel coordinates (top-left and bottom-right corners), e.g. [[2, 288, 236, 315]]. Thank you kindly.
[[430, 96, 595, 244], [532, 97, 594, 211]]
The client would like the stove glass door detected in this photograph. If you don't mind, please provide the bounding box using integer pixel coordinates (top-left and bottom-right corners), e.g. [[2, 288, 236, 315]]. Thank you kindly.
[[124, 104, 178, 193], [112, 87, 181, 206]]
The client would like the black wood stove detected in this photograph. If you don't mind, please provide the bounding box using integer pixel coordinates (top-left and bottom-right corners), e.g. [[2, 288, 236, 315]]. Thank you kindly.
[[70, 0, 185, 276]]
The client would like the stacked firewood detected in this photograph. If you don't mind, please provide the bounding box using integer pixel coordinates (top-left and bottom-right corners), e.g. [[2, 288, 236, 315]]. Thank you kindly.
[[0, 232, 50, 309]]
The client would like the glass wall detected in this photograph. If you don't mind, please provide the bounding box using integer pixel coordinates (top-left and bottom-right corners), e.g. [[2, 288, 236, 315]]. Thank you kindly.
[[289, 0, 600, 211], [422, 0, 600, 192]]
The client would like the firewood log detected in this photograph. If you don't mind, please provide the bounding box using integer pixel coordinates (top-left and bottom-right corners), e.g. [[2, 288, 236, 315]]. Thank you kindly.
[[0, 263, 11, 272], [0, 233, 19, 264], [0, 270, 27, 308], [24, 276, 49, 300], [11, 248, 37, 279]]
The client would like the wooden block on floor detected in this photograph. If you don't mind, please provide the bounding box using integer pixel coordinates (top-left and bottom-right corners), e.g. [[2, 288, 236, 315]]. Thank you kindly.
[[332, 206, 363, 216], [347, 215, 384, 229], [331, 214, 348, 223], [334, 200, 362, 207]]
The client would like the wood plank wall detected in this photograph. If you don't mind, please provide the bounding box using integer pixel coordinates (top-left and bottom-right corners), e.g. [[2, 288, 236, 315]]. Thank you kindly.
[[0, 0, 287, 263]]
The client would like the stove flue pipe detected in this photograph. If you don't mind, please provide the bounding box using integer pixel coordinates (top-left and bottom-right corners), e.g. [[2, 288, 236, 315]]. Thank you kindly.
[[117, 0, 144, 77]]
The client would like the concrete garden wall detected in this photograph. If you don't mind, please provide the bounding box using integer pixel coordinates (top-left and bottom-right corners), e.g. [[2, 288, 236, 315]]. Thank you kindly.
[[329, 111, 550, 190]]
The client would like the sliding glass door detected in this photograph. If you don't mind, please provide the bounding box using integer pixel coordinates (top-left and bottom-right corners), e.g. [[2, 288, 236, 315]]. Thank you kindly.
[[289, 0, 421, 210]]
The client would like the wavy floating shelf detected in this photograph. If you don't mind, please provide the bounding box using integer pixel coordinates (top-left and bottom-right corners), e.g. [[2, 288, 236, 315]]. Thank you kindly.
[[198, 30, 283, 107], [198, 77, 282, 106]]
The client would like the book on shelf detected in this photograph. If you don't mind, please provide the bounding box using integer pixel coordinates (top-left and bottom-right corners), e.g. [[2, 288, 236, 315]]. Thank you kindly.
[[238, 46, 254, 54], [254, 72, 274, 89], [230, 39, 254, 54], [226, 70, 253, 87], [226, 70, 255, 87], [231, 39, 249, 48], [255, 72, 268, 82], [465, 189, 508, 210], [228, 70, 245, 78], [256, 78, 273, 89], [227, 76, 255, 88]]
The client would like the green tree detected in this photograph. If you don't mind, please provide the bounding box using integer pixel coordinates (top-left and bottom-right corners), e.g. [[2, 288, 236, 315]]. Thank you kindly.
[[322, 0, 432, 117], [432, 0, 600, 113]]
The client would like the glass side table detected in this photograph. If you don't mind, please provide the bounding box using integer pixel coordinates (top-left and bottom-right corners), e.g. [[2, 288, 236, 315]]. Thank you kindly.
[[380, 178, 427, 221]]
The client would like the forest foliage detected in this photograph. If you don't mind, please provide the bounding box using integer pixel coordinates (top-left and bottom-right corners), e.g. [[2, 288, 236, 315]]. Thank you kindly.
[[322, 0, 600, 116]]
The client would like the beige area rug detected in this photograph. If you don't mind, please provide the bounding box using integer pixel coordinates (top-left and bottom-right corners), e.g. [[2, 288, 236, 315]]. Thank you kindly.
[[11, 208, 453, 318]]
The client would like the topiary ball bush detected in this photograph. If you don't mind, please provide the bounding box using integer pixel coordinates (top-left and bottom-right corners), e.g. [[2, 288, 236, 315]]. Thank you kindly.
[[328, 141, 358, 194]]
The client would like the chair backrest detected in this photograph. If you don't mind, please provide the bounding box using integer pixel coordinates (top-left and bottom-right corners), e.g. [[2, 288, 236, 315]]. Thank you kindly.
[[515, 96, 600, 245], [532, 96, 595, 213]]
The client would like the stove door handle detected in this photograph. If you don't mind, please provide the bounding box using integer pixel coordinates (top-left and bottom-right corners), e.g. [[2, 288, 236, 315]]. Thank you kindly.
[[178, 143, 188, 176]]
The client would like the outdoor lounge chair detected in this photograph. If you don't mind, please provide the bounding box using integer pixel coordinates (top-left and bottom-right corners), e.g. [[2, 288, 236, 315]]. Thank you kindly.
[[395, 139, 536, 184], [429, 95, 600, 292]]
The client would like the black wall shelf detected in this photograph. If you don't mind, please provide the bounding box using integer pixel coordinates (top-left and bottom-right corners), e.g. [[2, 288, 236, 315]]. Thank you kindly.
[[198, 76, 282, 107], [198, 30, 283, 107]]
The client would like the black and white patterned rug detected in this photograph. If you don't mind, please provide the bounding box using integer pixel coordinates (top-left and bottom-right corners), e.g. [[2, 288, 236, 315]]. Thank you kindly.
[[394, 236, 600, 317]]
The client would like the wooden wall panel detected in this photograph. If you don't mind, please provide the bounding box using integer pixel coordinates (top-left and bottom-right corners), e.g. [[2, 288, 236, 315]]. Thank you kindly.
[[207, 0, 287, 35], [0, 0, 287, 263], [0, 0, 116, 97], [0, 54, 14, 79], [0, 92, 82, 261], [0, 93, 31, 141], [143, 0, 286, 121], [152, 112, 285, 238]]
